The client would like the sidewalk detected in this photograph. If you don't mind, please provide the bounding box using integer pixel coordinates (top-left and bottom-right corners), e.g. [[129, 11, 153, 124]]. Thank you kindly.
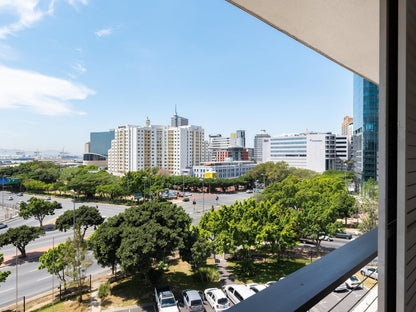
[[215, 254, 235, 286]]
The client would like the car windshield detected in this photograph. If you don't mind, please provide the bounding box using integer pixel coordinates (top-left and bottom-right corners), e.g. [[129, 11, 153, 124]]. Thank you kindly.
[[191, 300, 202, 306], [218, 298, 228, 305], [161, 298, 176, 307], [350, 276, 359, 282]]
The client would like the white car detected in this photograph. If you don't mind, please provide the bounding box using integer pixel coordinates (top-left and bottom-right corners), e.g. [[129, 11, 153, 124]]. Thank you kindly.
[[45, 196, 51, 200], [223, 284, 255, 305], [204, 288, 230, 312], [334, 282, 348, 292], [346, 275, 361, 289], [7, 196, 13, 200], [265, 281, 277, 286], [360, 266, 378, 280], [246, 283, 266, 293]]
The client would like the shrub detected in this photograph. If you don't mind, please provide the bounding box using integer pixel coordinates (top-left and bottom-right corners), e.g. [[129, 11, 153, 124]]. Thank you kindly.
[[98, 281, 111, 299], [183, 197, 190, 202], [199, 266, 219, 282]]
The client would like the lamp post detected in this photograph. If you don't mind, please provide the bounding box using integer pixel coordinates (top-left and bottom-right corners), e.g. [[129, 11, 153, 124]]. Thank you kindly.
[[70, 189, 75, 238], [200, 178, 205, 213], [143, 177, 147, 201], [2, 176, 4, 220], [182, 174, 185, 195]]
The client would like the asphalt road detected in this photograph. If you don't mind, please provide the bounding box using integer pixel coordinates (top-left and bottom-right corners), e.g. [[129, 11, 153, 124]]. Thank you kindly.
[[0, 190, 252, 309], [0, 190, 362, 311]]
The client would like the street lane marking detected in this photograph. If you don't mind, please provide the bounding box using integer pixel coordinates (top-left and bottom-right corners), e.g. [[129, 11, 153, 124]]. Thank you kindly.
[[43, 216, 58, 226], [37, 276, 52, 281]]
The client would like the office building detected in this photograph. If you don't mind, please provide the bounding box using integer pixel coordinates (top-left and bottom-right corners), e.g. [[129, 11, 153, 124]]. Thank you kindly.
[[171, 113, 189, 127], [192, 161, 256, 179], [254, 130, 270, 162], [335, 135, 353, 171], [83, 129, 115, 167], [342, 116, 353, 136], [263, 132, 351, 173], [352, 75, 379, 182]]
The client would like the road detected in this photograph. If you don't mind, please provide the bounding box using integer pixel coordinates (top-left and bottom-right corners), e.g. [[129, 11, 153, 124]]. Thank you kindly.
[[0, 190, 252, 308]]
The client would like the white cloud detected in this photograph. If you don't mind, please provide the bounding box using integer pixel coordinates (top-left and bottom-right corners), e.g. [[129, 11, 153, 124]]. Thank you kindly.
[[0, 0, 87, 39], [95, 27, 112, 38], [0, 65, 95, 115], [72, 62, 86, 73]]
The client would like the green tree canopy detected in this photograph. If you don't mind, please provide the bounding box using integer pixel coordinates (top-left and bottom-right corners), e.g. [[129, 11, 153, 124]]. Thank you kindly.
[[55, 205, 104, 238], [38, 241, 72, 289], [0, 254, 10, 284], [19, 197, 58, 227], [0, 225, 44, 257]]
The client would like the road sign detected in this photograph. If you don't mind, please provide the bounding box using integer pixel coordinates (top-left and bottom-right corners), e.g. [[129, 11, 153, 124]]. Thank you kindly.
[[134, 193, 142, 199]]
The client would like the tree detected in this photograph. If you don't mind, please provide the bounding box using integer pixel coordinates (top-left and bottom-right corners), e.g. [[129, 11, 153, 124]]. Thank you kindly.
[[19, 197, 58, 227], [190, 237, 212, 281], [55, 205, 104, 238], [116, 202, 191, 278], [359, 197, 378, 233], [0, 225, 44, 257], [89, 214, 124, 274], [38, 241, 72, 289], [0, 253, 11, 284], [65, 227, 92, 301]]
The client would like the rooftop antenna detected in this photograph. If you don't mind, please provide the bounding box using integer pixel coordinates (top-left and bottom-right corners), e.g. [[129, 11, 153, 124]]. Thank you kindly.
[[175, 104, 177, 116]]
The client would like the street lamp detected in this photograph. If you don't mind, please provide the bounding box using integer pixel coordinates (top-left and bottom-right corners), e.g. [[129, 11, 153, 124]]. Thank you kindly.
[[200, 178, 205, 213], [70, 189, 75, 238], [143, 177, 147, 201]]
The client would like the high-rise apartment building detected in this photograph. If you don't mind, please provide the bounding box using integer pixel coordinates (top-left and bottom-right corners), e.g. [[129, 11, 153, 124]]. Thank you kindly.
[[108, 117, 206, 176], [254, 130, 270, 162], [263, 132, 351, 173], [342, 116, 353, 136], [352, 75, 379, 182]]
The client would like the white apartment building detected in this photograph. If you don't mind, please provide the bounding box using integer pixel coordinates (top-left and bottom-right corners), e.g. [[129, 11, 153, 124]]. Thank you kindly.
[[108, 118, 207, 176], [192, 161, 256, 178], [263, 132, 352, 173], [254, 129, 270, 162], [335, 135, 353, 171]]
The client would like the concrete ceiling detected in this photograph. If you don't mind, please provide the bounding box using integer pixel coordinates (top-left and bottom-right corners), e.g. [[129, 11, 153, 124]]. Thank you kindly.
[[226, 0, 379, 84]]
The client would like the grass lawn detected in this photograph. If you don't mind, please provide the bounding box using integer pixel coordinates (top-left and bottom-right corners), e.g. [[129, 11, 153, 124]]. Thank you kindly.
[[30, 298, 90, 312], [227, 257, 310, 284]]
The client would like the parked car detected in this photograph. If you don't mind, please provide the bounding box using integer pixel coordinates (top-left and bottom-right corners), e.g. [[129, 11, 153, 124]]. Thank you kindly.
[[0, 223, 7, 229], [334, 282, 348, 292], [155, 286, 180, 312], [223, 284, 255, 305], [56, 203, 63, 209], [204, 288, 230, 312], [246, 283, 266, 293], [45, 196, 51, 200], [16, 192, 23, 196], [360, 266, 378, 280], [181, 289, 204, 312], [7, 196, 13, 200], [346, 275, 361, 289], [265, 281, 277, 287], [17, 200, 24, 205], [246, 189, 253, 193], [335, 231, 352, 239], [184, 192, 192, 197]]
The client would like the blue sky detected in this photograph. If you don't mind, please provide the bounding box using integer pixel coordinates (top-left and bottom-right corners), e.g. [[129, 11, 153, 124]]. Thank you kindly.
[[0, 0, 353, 155]]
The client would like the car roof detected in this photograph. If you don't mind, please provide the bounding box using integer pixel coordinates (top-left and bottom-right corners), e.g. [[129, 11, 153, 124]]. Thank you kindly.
[[183, 289, 202, 300], [225, 284, 255, 297], [206, 288, 227, 298]]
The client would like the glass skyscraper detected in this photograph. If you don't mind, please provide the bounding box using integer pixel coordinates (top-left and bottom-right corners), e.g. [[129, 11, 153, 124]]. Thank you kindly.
[[89, 130, 115, 156], [353, 74, 379, 182]]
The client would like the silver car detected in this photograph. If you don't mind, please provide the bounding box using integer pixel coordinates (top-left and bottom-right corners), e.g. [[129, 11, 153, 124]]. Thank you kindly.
[[360, 266, 378, 280], [181, 289, 204, 312]]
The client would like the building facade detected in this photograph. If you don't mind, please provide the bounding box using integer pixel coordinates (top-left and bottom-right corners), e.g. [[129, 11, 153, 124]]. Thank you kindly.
[[83, 129, 115, 167], [254, 129, 270, 162], [342, 116, 353, 136], [263, 132, 351, 173], [192, 161, 256, 179], [352, 75, 379, 182], [108, 117, 206, 176]]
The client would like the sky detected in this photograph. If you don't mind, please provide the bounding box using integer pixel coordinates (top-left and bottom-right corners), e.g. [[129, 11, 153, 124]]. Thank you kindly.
[[0, 0, 353, 155]]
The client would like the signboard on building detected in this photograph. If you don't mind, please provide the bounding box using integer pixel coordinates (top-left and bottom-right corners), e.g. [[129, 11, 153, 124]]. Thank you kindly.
[[205, 172, 217, 179]]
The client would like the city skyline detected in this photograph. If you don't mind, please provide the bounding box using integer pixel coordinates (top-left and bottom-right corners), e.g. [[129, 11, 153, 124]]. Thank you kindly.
[[0, 0, 353, 154]]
